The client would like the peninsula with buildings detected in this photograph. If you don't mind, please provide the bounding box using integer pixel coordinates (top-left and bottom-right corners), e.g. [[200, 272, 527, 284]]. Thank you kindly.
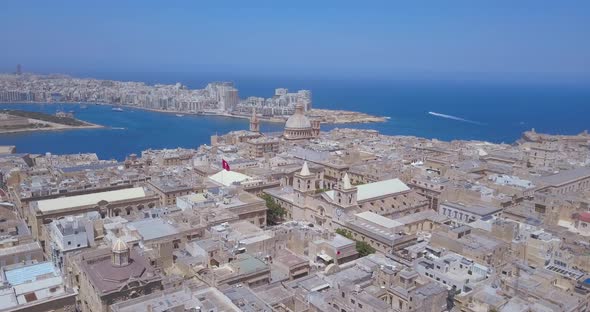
[[0, 109, 102, 134], [0, 72, 387, 124], [0, 99, 589, 312]]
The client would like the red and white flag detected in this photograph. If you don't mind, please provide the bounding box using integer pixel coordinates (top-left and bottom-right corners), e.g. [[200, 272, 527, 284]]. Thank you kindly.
[[222, 159, 230, 171]]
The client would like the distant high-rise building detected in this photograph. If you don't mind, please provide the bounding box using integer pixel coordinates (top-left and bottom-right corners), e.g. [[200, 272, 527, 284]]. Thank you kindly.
[[205, 82, 239, 112], [15, 64, 22, 75], [275, 88, 288, 96]]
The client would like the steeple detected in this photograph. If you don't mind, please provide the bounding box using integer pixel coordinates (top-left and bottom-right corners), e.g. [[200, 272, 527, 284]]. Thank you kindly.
[[249, 108, 260, 133], [300, 161, 311, 176], [334, 172, 357, 208], [342, 173, 352, 190]]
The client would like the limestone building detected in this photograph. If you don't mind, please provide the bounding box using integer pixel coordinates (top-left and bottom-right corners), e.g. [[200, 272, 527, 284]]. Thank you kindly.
[[266, 162, 429, 231], [68, 239, 163, 312], [27, 187, 159, 248]]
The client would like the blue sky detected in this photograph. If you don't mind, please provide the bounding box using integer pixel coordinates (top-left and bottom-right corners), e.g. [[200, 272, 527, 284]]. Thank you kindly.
[[1, 0, 589, 82]]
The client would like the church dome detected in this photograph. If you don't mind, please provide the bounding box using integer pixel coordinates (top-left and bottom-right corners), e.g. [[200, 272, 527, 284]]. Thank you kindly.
[[112, 238, 129, 253], [285, 104, 311, 130]]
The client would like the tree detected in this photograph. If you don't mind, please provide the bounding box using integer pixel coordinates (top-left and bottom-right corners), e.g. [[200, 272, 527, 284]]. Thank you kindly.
[[335, 228, 353, 239], [355, 241, 376, 257], [260, 194, 286, 225], [335, 228, 376, 257]]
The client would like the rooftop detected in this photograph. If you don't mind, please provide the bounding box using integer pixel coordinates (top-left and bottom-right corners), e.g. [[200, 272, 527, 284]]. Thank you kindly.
[[35, 187, 147, 213], [80, 248, 160, 294], [209, 170, 251, 186], [441, 201, 502, 216], [535, 167, 590, 187], [355, 211, 402, 229], [325, 178, 410, 202], [3, 261, 57, 286], [127, 218, 180, 241], [356, 178, 410, 201]]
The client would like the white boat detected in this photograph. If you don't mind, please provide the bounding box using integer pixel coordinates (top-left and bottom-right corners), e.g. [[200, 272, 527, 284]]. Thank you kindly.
[[112, 107, 124, 112], [176, 114, 184, 117]]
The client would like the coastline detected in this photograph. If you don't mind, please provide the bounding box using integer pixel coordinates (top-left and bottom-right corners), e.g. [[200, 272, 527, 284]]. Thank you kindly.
[[0, 123, 103, 135], [0, 101, 387, 125], [0, 107, 105, 134]]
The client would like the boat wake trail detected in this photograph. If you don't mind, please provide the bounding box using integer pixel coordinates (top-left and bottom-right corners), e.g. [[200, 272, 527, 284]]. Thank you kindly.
[[428, 112, 485, 125]]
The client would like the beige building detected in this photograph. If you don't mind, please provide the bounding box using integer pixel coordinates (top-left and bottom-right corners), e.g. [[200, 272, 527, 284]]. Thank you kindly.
[[147, 180, 197, 206], [68, 240, 163, 312], [308, 233, 358, 265], [343, 211, 416, 254], [431, 225, 510, 268], [534, 167, 590, 195], [269, 163, 429, 231], [246, 137, 280, 158], [27, 187, 159, 248]]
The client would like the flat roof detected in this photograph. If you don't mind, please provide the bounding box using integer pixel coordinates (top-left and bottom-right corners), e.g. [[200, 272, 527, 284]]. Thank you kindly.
[[535, 167, 590, 187], [355, 211, 402, 229], [178, 193, 208, 203], [35, 187, 146, 213], [127, 218, 180, 241], [0, 241, 42, 257], [328, 234, 355, 248], [209, 170, 251, 187], [4, 262, 57, 286], [442, 202, 502, 216]]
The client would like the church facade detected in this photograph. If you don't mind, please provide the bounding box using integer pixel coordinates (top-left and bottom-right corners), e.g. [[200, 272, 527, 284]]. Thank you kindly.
[[266, 161, 430, 231]]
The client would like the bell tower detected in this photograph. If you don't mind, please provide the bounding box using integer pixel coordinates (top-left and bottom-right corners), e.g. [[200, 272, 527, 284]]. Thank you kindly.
[[249, 108, 260, 133], [294, 161, 315, 207], [334, 173, 357, 208]]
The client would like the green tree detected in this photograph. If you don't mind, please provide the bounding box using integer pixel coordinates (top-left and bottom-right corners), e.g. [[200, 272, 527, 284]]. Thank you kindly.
[[260, 194, 286, 225], [355, 241, 376, 257], [335, 228, 353, 238], [335, 228, 375, 257]]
